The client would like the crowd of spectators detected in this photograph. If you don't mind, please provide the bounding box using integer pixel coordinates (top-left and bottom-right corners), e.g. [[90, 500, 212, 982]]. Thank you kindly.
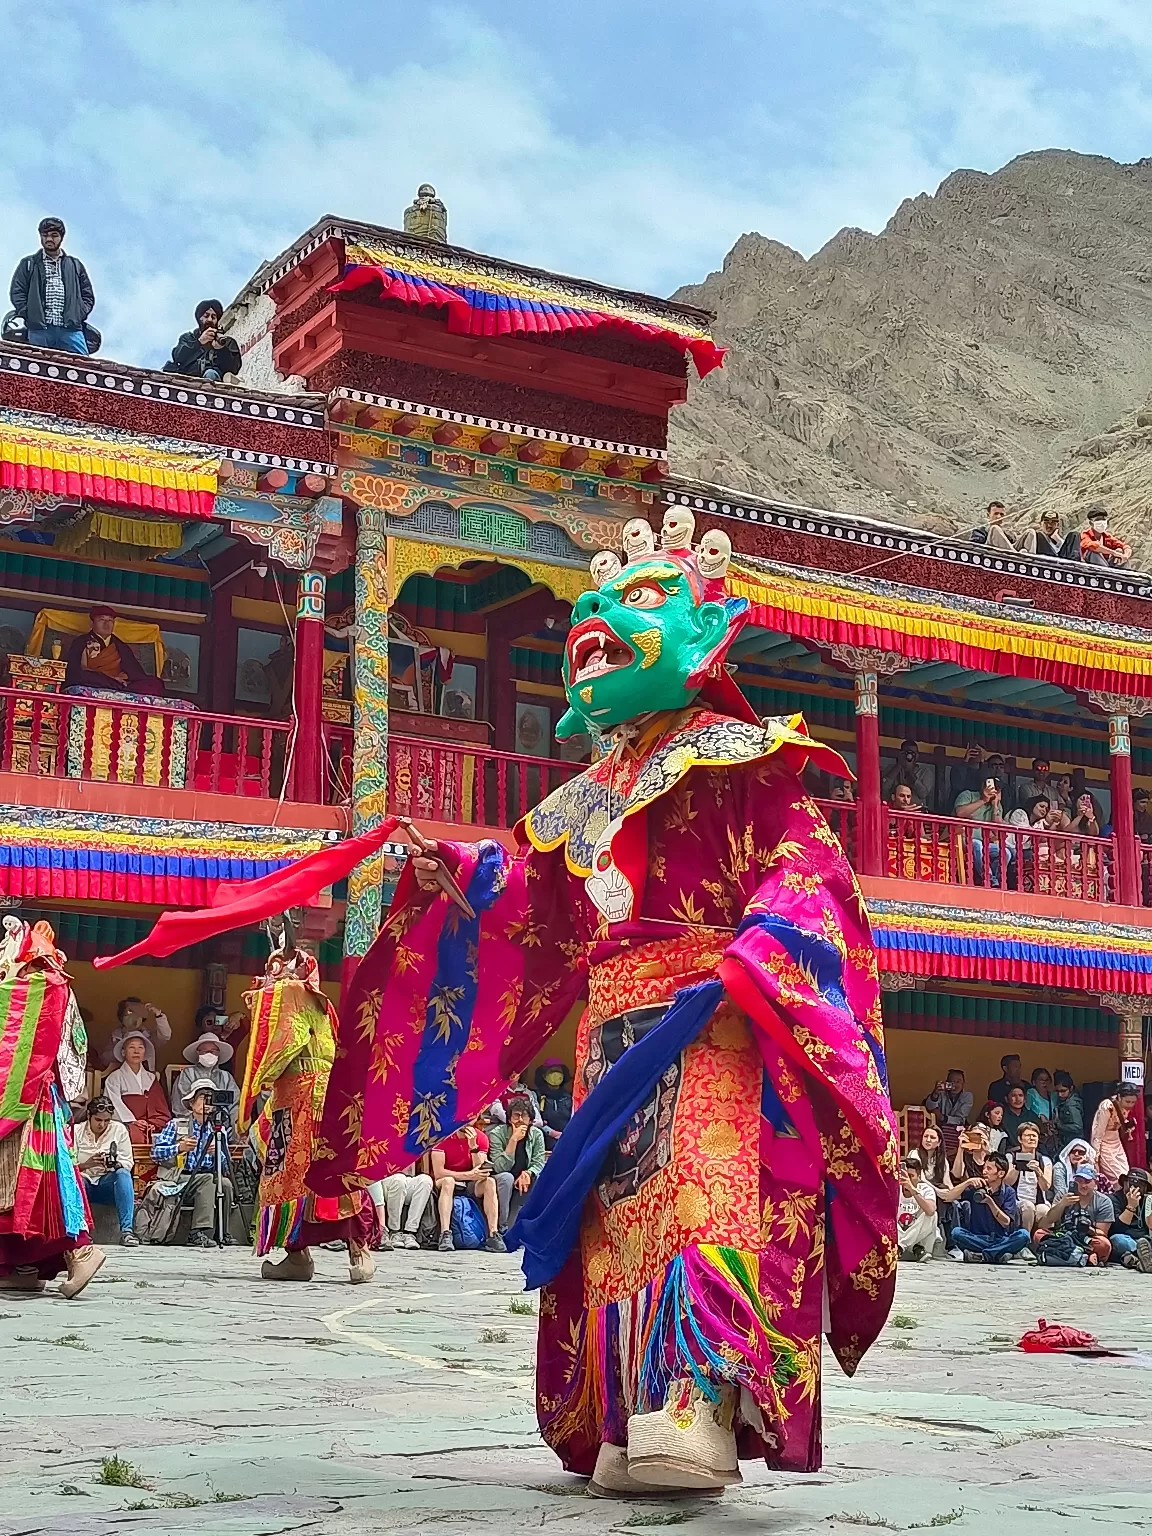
[[972, 500, 1134, 570], [900, 1054, 1150, 1270], [6, 216, 240, 380]]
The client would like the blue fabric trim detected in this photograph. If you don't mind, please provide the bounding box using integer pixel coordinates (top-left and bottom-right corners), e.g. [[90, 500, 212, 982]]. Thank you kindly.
[[403, 842, 509, 1157], [507, 977, 724, 1291], [0, 844, 289, 884], [51, 1087, 88, 1241], [873, 926, 1152, 975]]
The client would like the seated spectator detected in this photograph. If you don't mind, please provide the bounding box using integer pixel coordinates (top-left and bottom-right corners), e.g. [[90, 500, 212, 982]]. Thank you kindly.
[[533, 1059, 572, 1149], [9, 216, 94, 355], [973, 1101, 1008, 1153], [1080, 506, 1132, 569], [164, 299, 242, 382], [898, 1153, 939, 1261], [1032, 1161, 1113, 1266], [430, 1123, 505, 1254], [1052, 1137, 1092, 1200], [1025, 1067, 1059, 1148], [1092, 1086, 1141, 1189], [1005, 1121, 1053, 1232], [970, 500, 1016, 551], [828, 779, 855, 802], [66, 607, 166, 698], [1107, 1168, 1152, 1271], [1018, 510, 1080, 560], [376, 1164, 434, 1249], [1009, 794, 1063, 833], [954, 772, 1014, 885], [1001, 1084, 1028, 1147], [882, 739, 934, 809], [986, 1054, 1025, 1107], [104, 1031, 171, 1140], [144, 1080, 236, 1248], [169, 1031, 239, 1123], [103, 994, 172, 1067], [1052, 1071, 1085, 1146], [1051, 773, 1074, 815], [487, 1072, 544, 1128], [488, 1095, 546, 1234], [947, 1151, 1030, 1264], [1017, 758, 1054, 806], [889, 782, 921, 812], [924, 1069, 972, 1127], [1066, 792, 1103, 838], [74, 1095, 138, 1246]]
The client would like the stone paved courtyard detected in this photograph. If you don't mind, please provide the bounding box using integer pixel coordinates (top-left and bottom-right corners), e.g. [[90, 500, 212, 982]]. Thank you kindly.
[[1, 1245, 1151, 1534]]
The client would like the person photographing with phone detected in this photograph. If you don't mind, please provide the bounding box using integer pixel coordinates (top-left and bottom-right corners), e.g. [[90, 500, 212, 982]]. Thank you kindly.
[[954, 771, 1015, 886], [74, 1096, 138, 1246]]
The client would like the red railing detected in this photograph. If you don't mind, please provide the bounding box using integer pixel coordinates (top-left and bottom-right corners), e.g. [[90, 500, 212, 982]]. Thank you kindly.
[[0, 688, 293, 799], [886, 809, 1115, 902], [387, 734, 580, 828], [814, 798, 858, 863]]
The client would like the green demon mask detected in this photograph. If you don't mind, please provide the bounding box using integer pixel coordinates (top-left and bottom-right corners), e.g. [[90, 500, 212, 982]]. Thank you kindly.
[[557, 511, 750, 740]]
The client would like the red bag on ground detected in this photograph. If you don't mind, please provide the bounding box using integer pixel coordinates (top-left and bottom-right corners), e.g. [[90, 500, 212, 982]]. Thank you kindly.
[[1018, 1318, 1099, 1352]]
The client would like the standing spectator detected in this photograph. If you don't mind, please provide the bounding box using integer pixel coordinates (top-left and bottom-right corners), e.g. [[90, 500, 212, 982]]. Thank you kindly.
[[1080, 506, 1132, 569], [1107, 1168, 1152, 1270], [950, 742, 986, 804], [487, 1096, 546, 1234], [430, 1123, 505, 1254], [970, 500, 1016, 551], [986, 1054, 1025, 1107], [1001, 1085, 1029, 1147], [1032, 1162, 1114, 1266], [73, 1096, 138, 1247], [1017, 758, 1054, 806], [1092, 1086, 1140, 1188], [1051, 1137, 1093, 1200], [103, 996, 172, 1068], [973, 1101, 1008, 1152], [1052, 1071, 1085, 1146], [378, 1163, 434, 1249], [1005, 1122, 1053, 1232], [924, 1069, 972, 1127], [1133, 787, 1152, 840], [9, 217, 94, 355], [955, 771, 1013, 885], [947, 1152, 1030, 1264], [882, 740, 935, 810], [533, 1059, 572, 1149], [897, 1153, 939, 1261], [890, 782, 921, 812], [164, 300, 242, 382], [916, 1124, 953, 1250]]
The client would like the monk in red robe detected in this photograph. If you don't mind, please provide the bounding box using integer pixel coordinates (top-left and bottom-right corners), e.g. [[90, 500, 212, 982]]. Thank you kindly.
[[65, 607, 164, 695]]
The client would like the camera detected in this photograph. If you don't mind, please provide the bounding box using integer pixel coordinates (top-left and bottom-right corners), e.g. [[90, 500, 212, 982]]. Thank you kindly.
[[104, 1142, 119, 1171], [205, 1087, 234, 1131]]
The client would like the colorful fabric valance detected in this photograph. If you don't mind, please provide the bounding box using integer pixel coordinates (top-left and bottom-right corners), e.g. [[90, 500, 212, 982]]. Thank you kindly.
[[871, 903, 1152, 996], [0, 810, 327, 910], [0, 417, 220, 516], [729, 558, 1152, 701], [27, 608, 165, 676], [330, 241, 725, 378], [54, 510, 183, 562]]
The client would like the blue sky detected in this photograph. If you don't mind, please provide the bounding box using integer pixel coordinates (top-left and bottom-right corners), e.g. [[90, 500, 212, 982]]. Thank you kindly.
[[3, 0, 1152, 367]]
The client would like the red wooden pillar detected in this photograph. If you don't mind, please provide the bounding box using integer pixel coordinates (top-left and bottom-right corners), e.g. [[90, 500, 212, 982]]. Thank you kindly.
[[1106, 708, 1140, 906], [854, 667, 883, 876], [290, 571, 326, 803]]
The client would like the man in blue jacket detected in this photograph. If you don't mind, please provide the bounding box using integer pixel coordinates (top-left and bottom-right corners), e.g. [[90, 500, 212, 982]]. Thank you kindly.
[[9, 217, 95, 355]]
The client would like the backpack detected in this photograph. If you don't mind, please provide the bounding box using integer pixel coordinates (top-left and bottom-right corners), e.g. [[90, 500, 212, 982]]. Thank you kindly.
[[450, 1194, 487, 1250], [133, 1183, 185, 1245], [1034, 1232, 1082, 1267]]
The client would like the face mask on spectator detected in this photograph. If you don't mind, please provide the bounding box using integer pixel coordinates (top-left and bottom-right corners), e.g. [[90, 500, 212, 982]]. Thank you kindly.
[[197, 1051, 220, 1069]]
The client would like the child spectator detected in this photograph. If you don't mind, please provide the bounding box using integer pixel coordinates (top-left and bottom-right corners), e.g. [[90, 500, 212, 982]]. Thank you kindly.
[[1052, 1071, 1085, 1146], [898, 1153, 939, 1262], [973, 1101, 1008, 1152]]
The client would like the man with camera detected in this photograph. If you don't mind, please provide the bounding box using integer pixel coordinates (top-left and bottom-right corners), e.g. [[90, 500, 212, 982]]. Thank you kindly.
[[164, 299, 242, 382], [946, 1151, 1031, 1264], [149, 1079, 236, 1248], [74, 1095, 138, 1246]]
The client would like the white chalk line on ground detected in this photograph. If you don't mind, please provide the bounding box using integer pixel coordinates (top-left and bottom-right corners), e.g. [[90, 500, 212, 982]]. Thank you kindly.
[[321, 1293, 534, 1388]]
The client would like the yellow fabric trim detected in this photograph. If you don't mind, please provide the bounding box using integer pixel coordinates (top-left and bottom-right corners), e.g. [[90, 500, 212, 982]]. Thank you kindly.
[[728, 560, 1152, 681], [0, 418, 221, 491], [27, 608, 165, 675], [54, 511, 183, 557]]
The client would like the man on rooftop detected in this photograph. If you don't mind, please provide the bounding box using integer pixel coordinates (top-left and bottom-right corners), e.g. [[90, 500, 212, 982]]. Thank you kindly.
[[1080, 506, 1132, 569], [9, 217, 94, 356], [164, 300, 242, 382]]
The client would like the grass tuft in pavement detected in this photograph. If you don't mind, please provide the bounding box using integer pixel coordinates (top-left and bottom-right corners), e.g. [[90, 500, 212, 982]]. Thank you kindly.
[[890, 1314, 919, 1329], [480, 1327, 511, 1343], [509, 1297, 535, 1315], [96, 1455, 149, 1488]]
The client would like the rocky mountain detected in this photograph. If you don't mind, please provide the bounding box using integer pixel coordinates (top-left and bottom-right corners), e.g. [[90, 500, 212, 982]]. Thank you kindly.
[[668, 150, 1152, 561]]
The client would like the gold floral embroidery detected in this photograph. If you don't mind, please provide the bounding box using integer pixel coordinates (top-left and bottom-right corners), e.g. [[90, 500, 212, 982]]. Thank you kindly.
[[670, 889, 705, 926], [822, 1123, 864, 1182], [851, 1236, 896, 1300], [675, 1181, 709, 1231], [698, 1120, 740, 1160], [782, 870, 822, 896], [776, 1190, 817, 1247]]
